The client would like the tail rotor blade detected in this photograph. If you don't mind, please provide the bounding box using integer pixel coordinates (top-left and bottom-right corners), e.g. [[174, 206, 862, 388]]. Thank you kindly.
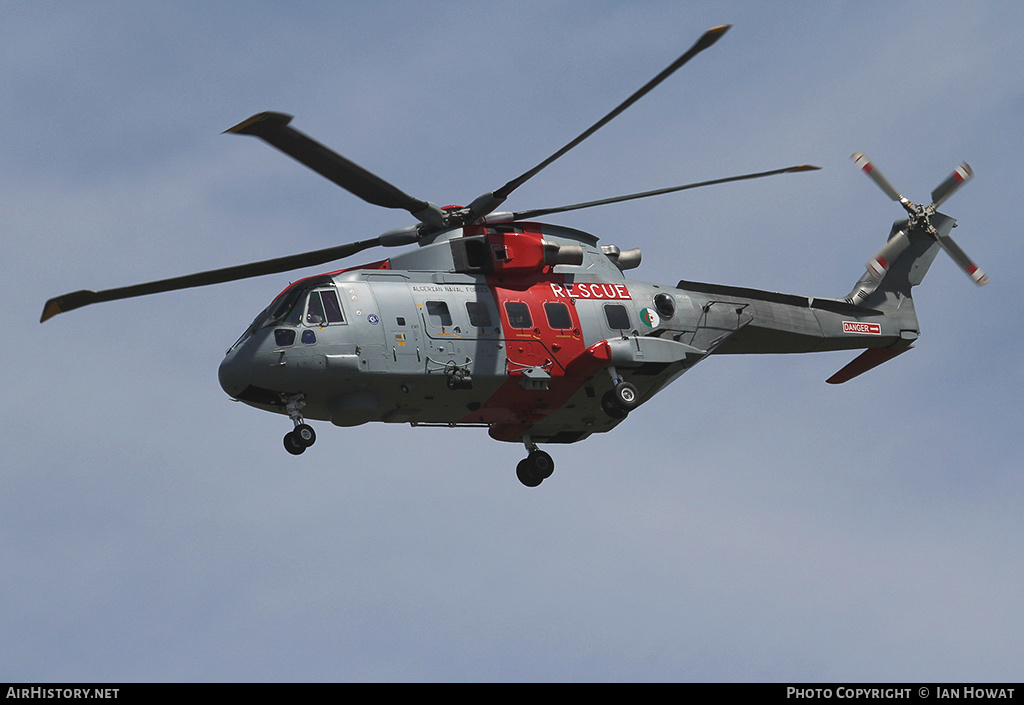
[[930, 162, 973, 209], [932, 229, 989, 286], [851, 152, 908, 205], [865, 229, 910, 278]]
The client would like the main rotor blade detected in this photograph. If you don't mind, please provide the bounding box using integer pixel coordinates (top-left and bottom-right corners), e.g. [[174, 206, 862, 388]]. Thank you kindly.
[[40, 238, 384, 322], [507, 164, 820, 221], [226, 112, 445, 227], [851, 152, 909, 206], [930, 162, 973, 209], [468, 24, 731, 221]]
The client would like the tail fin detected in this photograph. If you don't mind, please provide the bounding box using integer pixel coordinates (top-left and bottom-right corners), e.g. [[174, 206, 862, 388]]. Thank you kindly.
[[844, 214, 950, 309], [827, 218, 948, 384], [828, 155, 988, 383]]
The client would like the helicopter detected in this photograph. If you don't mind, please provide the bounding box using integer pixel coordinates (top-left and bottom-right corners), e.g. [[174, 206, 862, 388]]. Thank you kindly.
[[40, 25, 987, 487]]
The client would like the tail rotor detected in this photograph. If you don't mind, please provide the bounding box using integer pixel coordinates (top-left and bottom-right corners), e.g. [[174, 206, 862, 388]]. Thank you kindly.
[[852, 152, 988, 286]]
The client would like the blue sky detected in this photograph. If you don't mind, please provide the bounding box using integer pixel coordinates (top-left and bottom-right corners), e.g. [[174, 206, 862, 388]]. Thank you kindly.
[[3, 1, 1023, 682]]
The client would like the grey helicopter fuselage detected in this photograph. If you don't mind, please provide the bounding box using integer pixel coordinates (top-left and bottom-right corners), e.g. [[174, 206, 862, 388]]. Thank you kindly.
[[218, 218, 927, 449]]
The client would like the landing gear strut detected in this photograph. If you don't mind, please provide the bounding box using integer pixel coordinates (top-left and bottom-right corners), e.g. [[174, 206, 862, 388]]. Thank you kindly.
[[516, 437, 554, 487], [283, 396, 316, 456]]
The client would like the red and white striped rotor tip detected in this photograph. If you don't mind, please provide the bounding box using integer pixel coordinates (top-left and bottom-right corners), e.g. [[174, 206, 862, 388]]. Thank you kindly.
[[930, 162, 974, 209], [851, 151, 873, 173], [967, 264, 990, 286], [851, 152, 904, 202], [867, 255, 889, 278]]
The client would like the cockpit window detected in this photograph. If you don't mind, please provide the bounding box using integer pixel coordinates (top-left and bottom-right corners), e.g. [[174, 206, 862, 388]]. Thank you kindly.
[[266, 286, 301, 325], [321, 290, 344, 323], [229, 281, 345, 353], [250, 280, 342, 336], [259, 287, 304, 329], [305, 289, 345, 326], [305, 291, 325, 325]]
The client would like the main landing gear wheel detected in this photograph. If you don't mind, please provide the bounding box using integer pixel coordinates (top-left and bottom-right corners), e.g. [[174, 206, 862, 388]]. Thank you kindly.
[[601, 391, 628, 419], [602, 381, 640, 418], [613, 381, 639, 410], [516, 449, 554, 487]]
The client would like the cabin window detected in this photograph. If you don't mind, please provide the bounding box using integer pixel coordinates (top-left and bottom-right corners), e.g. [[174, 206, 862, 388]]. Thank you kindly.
[[604, 304, 631, 330], [425, 301, 452, 327], [505, 302, 533, 328], [544, 302, 572, 330], [466, 301, 493, 328]]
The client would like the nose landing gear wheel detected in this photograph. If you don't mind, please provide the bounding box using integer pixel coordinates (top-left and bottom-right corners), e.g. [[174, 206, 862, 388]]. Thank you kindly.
[[284, 431, 306, 455], [293, 423, 316, 447], [282, 396, 315, 456], [284, 423, 316, 455], [516, 449, 554, 487]]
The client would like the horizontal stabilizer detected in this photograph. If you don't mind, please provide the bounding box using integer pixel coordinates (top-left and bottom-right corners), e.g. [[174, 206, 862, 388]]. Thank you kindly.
[[826, 346, 910, 384]]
